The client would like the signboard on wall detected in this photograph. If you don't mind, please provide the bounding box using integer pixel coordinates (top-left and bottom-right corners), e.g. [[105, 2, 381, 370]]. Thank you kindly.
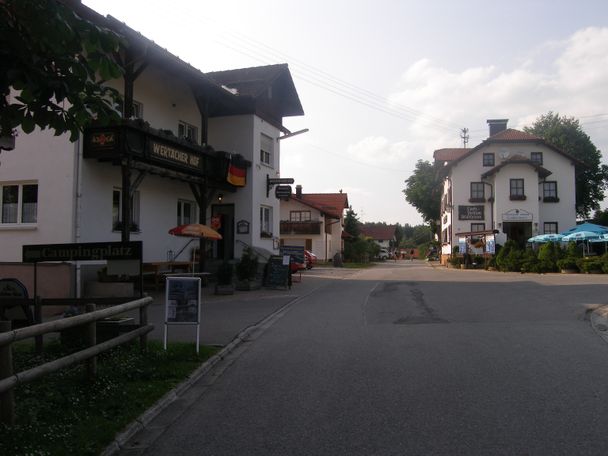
[[502, 209, 532, 221], [23, 241, 142, 263], [458, 205, 484, 221], [237, 220, 250, 234]]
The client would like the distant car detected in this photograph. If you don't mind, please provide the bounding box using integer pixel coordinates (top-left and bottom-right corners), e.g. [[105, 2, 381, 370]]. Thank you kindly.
[[378, 249, 389, 260], [289, 256, 306, 273], [305, 250, 317, 269]]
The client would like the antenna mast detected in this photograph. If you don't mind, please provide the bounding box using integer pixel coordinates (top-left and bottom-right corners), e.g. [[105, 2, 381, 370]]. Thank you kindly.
[[460, 128, 469, 148]]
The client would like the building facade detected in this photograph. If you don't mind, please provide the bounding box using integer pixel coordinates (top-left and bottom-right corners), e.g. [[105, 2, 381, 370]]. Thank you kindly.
[[436, 119, 579, 262], [0, 4, 303, 289], [279, 186, 349, 261]]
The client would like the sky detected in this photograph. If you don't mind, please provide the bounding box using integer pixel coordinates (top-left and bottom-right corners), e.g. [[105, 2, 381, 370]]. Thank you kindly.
[[84, 0, 608, 226]]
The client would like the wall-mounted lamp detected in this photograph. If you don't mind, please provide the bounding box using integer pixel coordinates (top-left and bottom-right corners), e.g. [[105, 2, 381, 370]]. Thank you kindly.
[[217, 193, 223, 203]]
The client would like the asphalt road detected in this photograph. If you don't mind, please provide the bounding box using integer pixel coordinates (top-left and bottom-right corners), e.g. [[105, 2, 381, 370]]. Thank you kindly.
[[141, 261, 608, 455]]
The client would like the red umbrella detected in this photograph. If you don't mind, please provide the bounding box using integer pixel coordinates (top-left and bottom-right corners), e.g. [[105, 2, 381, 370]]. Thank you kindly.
[[168, 224, 222, 240]]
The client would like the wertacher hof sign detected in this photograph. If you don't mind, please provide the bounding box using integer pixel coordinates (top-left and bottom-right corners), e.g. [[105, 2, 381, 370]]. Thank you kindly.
[[458, 205, 484, 221]]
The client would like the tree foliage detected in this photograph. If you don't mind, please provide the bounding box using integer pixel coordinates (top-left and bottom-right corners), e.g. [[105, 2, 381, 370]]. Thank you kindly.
[[0, 0, 124, 142], [403, 160, 443, 231], [524, 112, 608, 218], [343, 206, 361, 238]]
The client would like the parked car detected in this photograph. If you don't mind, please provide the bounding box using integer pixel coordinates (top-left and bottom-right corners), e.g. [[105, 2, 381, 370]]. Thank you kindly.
[[289, 256, 306, 273], [305, 250, 317, 269], [378, 248, 389, 260]]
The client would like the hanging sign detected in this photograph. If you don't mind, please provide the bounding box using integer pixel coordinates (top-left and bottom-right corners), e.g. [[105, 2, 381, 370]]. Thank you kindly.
[[275, 185, 292, 199]]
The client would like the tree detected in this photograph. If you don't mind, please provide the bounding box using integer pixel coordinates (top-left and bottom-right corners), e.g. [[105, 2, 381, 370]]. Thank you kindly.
[[403, 160, 443, 232], [592, 209, 608, 227], [524, 112, 608, 218], [0, 0, 124, 144], [343, 206, 361, 238]]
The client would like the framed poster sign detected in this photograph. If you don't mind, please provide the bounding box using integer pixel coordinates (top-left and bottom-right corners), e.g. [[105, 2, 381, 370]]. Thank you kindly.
[[165, 277, 201, 324]]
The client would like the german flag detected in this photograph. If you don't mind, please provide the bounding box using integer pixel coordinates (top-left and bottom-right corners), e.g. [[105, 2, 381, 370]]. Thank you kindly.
[[227, 163, 246, 187]]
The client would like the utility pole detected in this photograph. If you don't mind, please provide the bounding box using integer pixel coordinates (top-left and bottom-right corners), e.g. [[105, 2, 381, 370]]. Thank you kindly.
[[460, 128, 469, 148]]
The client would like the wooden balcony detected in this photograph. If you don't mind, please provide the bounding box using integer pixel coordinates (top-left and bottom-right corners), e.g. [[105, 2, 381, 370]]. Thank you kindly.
[[280, 220, 322, 235]]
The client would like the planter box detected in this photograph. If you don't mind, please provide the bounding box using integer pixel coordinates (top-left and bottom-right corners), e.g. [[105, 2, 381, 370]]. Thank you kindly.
[[235, 280, 260, 291], [85, 281, 135, 298], [214, 284, 235, 295]]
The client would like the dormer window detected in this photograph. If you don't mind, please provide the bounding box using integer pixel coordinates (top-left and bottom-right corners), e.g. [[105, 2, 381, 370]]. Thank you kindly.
[[531, 152, 543, 164], [483, 153, 495, 167]]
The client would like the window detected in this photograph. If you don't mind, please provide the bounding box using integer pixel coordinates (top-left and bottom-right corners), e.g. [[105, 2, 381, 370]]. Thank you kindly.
[[177, 200, 197, 225], [112, 188, 140, 231], [260, 205, 272, 237], [510, 179, 525, 200], [543, 181, 558, 202], [531, 152, 543, 165], [470, 182, 485, 202], [290, 210, 311, 222], [483, 153, 495, 167], [471, 223, 485, 232], [260, 133, 274, 166], [122, 100, 143, 119], [178, 121, 198, 143], [1, 183, 38, 224], [544, 222, 558, 234]]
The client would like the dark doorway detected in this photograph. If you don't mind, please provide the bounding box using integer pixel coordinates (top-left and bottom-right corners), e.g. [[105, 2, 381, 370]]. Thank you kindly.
[[502, 222, 532, 248], [211, 204, 235, 261]]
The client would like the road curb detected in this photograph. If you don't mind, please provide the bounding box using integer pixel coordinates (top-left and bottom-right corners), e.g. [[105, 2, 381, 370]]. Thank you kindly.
[[101, 283, 326, 456], [590, 304, 608, 344]]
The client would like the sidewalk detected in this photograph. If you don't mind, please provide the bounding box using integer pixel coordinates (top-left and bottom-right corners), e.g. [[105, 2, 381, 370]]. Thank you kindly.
[[104, 267, 358, 455], [130, 266, 359, 346]]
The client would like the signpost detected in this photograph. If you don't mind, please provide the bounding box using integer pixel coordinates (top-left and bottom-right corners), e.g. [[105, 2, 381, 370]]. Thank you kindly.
[[164, 277, 202, 353], [266, 175, 295, 197]]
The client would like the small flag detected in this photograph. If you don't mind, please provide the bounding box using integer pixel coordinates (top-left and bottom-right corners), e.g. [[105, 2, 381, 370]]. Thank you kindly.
[[227, 163, 246, 187]]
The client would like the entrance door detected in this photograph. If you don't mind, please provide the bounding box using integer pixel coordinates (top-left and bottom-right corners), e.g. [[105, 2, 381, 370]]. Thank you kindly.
[[211, 204, 235, 261], [502, 222, 532, 248]]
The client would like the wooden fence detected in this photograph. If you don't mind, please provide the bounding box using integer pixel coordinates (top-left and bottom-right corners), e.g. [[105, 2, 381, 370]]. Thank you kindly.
[[0, 296, 153, 425]]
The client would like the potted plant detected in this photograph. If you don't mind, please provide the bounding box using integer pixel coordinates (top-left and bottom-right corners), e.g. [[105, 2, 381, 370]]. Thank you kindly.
[[215, 261, 234, 295], [236, 247, 259, 290]]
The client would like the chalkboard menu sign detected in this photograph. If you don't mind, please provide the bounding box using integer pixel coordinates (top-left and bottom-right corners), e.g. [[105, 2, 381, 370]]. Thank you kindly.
[[264, 255, 290, 289]]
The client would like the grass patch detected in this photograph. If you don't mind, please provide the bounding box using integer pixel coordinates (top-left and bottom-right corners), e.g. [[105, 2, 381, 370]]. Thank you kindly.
[[0, 340, 218, 456]]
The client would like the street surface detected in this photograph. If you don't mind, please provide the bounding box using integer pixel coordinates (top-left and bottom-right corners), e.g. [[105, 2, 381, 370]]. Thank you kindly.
[[133, 261, 608, 455]]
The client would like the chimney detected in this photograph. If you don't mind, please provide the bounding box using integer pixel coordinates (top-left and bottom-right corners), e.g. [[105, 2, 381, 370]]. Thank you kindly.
[[487, 119, 508, 137], [296, 185, 302, 198]]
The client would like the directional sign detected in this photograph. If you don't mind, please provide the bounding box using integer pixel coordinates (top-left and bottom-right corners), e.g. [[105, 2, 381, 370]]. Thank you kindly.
[[275, 185, 292, 199], [267, 174, 295, 197], [268, 178, 295, 185]]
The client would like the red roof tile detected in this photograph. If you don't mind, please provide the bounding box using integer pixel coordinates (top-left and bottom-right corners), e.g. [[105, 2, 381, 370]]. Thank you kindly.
[[360, 225, 397, 241], [433, 148, 469, 162], [489, 128, 541, 141], [294, 193, 349, 219]]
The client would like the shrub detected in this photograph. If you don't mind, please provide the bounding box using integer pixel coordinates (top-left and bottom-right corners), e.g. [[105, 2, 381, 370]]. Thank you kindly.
[[520, 248, 541, 273], [449, 255, 461, 267], [236, 247, 258, 281], [557, 257, 579, 272], [216, 261, 233, 285], [577, 258, 604, 273], [496, 240, 521, 271], [537, 242, 561, 273]]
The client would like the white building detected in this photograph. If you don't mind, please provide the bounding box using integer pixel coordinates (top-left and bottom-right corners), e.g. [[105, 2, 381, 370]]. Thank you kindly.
[[279, 186, 349, 261], [436, 119, 580, 263], [0, 4, 303, 289]]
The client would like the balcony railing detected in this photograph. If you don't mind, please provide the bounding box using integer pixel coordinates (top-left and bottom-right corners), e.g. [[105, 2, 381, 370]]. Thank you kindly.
[[280, 220, 322, 235]]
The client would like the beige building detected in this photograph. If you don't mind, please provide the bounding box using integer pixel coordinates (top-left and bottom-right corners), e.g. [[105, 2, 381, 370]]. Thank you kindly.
[[436, 119, 580, 263]]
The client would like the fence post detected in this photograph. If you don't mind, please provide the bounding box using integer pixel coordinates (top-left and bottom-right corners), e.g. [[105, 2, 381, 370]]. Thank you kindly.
[[0, 321, 15, 425], [34, 296, 43, 354], [139, 302, 148, 352], [85, 304, 97, 381]]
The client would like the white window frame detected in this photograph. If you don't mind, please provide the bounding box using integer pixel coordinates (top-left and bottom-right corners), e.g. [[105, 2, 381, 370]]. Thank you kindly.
[[178, 121, 198, 144], [260, 133, 274, 167], [112, 187, 140, 232], [260, 205, 273, 237], [177, 199, 198, 225], [290, 210, 311, 222], [1, 182, 38, 225]]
